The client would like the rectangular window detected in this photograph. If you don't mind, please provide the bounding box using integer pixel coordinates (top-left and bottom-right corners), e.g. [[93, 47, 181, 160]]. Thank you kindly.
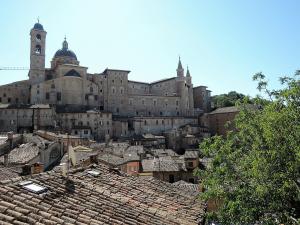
[[57, 92, 61, 101], [46, 92, 50, 100], [188, 162, 194, 168], [8, 98, 11, 103]]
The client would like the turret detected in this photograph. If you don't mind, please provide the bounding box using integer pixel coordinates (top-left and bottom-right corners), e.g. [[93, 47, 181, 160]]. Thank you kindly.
[[186, 66, 191, 85], [176, 57, 189, 116], [176, 57, 184, 77], [186, 66, 194, 116]]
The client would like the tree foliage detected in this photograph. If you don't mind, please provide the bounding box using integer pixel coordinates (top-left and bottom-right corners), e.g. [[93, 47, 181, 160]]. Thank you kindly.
[[212, 91, 250, 109], [198, 72, 300, 224]]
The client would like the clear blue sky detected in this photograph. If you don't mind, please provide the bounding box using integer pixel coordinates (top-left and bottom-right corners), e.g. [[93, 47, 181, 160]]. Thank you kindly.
[[0, 0, 299, 96]]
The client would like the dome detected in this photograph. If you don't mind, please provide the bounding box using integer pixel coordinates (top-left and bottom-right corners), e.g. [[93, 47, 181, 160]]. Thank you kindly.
[[54, 49, 77, 60], [53, 38, 77, 60], [33, 23, 44, 31]]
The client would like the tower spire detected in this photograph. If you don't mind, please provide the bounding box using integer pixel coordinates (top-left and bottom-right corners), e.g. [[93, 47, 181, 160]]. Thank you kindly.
[[186, 65, 190, 77], [177, 56, 183, 70], [176, 56, 184, 77]]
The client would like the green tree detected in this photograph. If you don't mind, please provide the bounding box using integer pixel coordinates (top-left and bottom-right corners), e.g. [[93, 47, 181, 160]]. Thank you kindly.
[[198, 72, 300, 224], [212, 91, 250, 109]]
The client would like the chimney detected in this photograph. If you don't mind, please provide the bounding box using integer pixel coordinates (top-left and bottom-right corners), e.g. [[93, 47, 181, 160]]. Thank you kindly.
[[4, 132, 14, 167], [3, 155, 8, 167], [90, 155, 98, 164], [22, 164, 32, 175], [105, 134, 110, 147], [60, 163, 68, 177], [32, 162, 44, 174]]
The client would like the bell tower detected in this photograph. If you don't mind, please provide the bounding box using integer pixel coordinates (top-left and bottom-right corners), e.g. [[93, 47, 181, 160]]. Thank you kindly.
[[29, 20, 46, 85]]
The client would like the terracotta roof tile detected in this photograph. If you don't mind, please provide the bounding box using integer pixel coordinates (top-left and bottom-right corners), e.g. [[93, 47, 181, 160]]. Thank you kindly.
[[0, 163, 204, 224]]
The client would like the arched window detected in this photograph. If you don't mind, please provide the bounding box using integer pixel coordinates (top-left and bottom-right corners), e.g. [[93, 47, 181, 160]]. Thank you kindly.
[[51, 83, 55, 89], [90, 87, 93, 93], [36, 34, 41, 42], [35, 45, 41, 54]]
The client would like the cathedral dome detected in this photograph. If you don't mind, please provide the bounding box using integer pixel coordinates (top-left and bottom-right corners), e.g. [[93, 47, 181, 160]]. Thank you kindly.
[[33, 22, 44, 31], [53, 38, 77, 60]]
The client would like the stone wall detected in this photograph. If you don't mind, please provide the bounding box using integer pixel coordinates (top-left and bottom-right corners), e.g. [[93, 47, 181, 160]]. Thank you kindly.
[[112, 120, 129, 138], [193, 86, 211, 113], [0, 105, 55, 133], [201, 108, 239, 136], [150, 78, 177, 96], [31, 76, 99, 106], [102, 70, 129, 116], [56, 111, 112, 141], [131, 117, 198, 135], [128, 81, 150, 95], [0, 81, 30, 105], [127, 95, 181, 117]]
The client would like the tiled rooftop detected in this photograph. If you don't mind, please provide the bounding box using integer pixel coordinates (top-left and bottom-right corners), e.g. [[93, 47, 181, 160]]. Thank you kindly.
[[98, 153, 125, 166], [0, 166, 20, 181], [142, 156, 187, 172], [0, 136, 7, 145], [184, 150, 200, 159], [172, 180, 200, 196], [209, 106, 239, 114], [0, 163, 204, 224], [0, 143, 39, 165]]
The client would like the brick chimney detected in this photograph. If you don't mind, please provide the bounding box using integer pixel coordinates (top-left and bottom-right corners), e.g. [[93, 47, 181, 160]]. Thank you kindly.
[[4, 132, 14, 167]]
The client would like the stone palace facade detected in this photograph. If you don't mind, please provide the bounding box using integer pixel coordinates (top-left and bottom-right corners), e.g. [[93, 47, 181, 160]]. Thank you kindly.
[[0, 22, 211, 140]]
